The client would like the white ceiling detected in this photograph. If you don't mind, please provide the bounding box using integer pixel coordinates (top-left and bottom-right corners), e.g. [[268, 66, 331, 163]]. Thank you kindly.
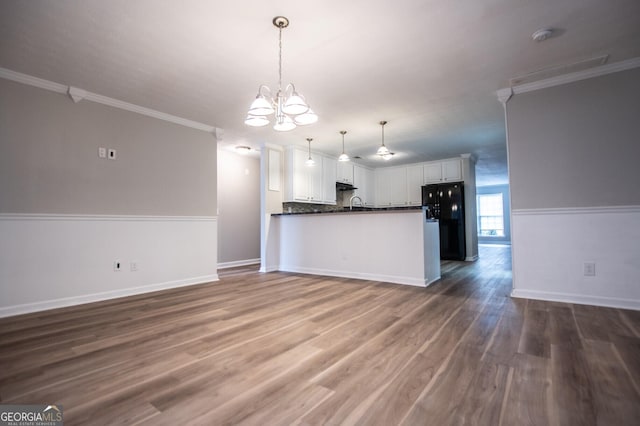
[[1, 0, 639, 186]]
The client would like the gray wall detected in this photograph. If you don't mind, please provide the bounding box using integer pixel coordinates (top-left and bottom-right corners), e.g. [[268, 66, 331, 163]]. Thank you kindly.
[[217, 149, 260, 264], [476, 184, 511, 243], [507, 68, 640, 210], [0, 78, 217, 215]]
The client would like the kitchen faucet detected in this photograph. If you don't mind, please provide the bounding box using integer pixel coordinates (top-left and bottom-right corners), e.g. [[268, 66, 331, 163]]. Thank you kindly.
[[349, 195, 364, 210]]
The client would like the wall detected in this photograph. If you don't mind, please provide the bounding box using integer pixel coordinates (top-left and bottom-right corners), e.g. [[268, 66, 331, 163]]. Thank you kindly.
[[476, 184, 511, 244], [506, 66, 640, 309], [0, 78, 218, 317], [217, 149, 260, 267], [260, 145, 284, 272]]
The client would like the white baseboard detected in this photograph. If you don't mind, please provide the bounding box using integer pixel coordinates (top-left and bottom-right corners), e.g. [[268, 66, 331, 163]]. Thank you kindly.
[[278, 265, 434, 288], [0, 274, 219, 318], [511, 289, 640, 311], [218, 258, 260, 269], [465, 255, 479, 262]]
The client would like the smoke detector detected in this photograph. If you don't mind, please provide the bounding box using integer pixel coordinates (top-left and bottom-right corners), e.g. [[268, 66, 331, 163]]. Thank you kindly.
[[532, 28, 553, 42]]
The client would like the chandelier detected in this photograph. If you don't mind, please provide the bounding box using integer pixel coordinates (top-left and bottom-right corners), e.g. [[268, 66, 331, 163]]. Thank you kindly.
[[245, 16, 317, 131]]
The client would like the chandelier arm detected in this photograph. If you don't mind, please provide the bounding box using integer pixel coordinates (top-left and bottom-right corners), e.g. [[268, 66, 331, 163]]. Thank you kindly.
[[257, 84, 272, 97]]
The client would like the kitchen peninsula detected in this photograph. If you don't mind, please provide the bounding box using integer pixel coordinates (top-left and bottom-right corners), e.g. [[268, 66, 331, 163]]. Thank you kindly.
[[268, 207, 440, 287]]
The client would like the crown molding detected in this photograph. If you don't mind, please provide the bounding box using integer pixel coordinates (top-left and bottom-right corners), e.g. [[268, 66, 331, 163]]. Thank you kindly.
[[497, 56, 640, 101], [0, 67, 218, 135]]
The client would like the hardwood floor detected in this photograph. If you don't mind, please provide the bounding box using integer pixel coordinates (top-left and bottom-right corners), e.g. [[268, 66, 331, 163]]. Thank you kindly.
[[1, 245, 639, 425]]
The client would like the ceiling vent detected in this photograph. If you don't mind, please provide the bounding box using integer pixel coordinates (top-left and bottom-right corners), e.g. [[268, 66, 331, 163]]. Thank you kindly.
[[509, 54, 609, 86]]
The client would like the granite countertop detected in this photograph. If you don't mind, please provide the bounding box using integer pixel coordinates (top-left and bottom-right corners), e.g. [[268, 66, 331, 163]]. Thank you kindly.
[[272, 206, 426, 216]]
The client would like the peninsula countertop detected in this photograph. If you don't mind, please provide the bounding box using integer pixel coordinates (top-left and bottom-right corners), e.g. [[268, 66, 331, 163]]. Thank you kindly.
[[272, 206, 429, 216]]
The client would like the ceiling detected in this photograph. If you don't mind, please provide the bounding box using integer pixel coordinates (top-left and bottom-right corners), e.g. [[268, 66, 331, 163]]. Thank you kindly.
[[1, 1, 639, 186]]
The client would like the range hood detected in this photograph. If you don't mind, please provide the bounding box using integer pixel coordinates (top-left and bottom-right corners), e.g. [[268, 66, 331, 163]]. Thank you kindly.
[[336, 182, 357, 191]]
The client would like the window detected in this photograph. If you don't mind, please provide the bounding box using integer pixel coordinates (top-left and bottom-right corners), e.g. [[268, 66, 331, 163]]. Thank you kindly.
[[477, 193, 504, 237]]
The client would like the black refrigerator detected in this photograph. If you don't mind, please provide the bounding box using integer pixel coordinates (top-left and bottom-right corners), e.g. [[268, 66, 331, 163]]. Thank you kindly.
[[422, 182, 466, 260]]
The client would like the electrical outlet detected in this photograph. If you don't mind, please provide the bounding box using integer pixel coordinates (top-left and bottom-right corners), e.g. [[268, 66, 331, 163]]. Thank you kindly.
[[130, 261, 138, 272], [114, 260, 122, 271], [98, 147, 107, 158], [584, 262, 596, 276], [108, 149, 117, 160]]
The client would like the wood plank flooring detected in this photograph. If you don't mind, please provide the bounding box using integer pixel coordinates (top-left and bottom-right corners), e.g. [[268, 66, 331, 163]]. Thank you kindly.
[[1, 245, 639, 425]]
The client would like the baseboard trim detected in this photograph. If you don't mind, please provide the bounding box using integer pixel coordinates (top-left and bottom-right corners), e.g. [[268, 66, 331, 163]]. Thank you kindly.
[[0, 274, 220, 318], [278, 265, 437, 288], [511, 289, 640, 311], [465, 255, 479, 262], [218, 258, 260, 269]]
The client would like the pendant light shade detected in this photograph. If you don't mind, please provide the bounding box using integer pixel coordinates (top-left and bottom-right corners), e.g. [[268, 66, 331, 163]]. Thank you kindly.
[[305, 138, 315, 166], [376, 120, 391, 157], [245, 17, 317, 131], [338, 130, 350, 162]]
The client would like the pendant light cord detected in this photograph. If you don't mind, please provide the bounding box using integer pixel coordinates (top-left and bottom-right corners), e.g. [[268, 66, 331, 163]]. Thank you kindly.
[[278, 23, 283, 92]]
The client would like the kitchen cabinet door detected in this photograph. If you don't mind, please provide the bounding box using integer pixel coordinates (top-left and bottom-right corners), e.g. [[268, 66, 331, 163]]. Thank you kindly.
[[424, 163, 443, 183], [406, 165, 424, 205], [322, 156, 337, 204], [292, 148, 311, 201], [375, 168, 393, 207], [354, 165, 374, 206], [389, 167, 408, 206], [441, 159, 462, 182], [423, 159, 462, 184], [337, 162, 354, 184]]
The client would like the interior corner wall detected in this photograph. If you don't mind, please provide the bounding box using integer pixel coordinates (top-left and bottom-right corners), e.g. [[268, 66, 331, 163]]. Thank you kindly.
[[0, 78, 219, 317], [217, 149, 260, 266], [506, 67, 640, 310]]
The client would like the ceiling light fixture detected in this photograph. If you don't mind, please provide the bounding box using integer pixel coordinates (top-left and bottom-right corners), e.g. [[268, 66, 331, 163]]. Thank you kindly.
[[245, 16, 317, 131], [305, 138, 315, 166], [376, 120, 391, 157], [338, 130, 350, 162], [235, 145, 252, 155], [532, 28, 553, 42]]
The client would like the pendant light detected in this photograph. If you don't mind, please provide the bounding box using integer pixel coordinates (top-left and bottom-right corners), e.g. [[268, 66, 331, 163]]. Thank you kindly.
[[376, 120, 391, 157], [245, 16, 318, 131], [305, 138, 315, 166], [338, 130, 350, 162]]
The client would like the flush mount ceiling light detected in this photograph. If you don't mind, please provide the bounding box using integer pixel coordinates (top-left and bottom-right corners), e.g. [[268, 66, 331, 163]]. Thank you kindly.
[[338, 130, 350, 162], [245, 16, 317, 131], [305, 138, 315, 166], [235, 145, 252, 154], [376, 120, 392, 158], [532, 28, 553, 42]]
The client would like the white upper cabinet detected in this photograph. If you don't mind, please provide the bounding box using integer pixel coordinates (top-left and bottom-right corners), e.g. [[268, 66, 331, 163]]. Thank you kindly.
[[322, 156, 337, 204], [353, 165, 375, 206], [423, 159, 462, 184], [337, 162, 354, 184], [285, 147, 335, 204], [406, 165, 424, 206], [376, 167, 407, 207]]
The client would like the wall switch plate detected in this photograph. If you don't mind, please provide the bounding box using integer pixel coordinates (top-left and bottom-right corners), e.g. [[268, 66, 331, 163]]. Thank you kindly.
[[584, 262, 596, 276], [98, 147, 107, 158], [108, 149, 117, 160], [114, 260, 122, 271], [130, 261, 138, 272]]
